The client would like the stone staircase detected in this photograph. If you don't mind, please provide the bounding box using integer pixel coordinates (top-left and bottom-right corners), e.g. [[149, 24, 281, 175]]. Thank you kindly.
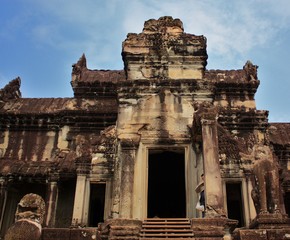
[[140, 218, 194, 239]]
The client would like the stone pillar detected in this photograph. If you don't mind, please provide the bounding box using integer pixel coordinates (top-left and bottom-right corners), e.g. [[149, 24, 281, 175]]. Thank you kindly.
[[119, 147, 135, 218], [83, 177, 90, 224], [45, 177, 59, 227], [201, 119, 225, 217], [72, 174, 89, 226], [245, 173, 257, 222], [0, 177, 7, 230], [71, 156, 91, 226], [111, 137, 138, 219], [111, 154, 122, 219]]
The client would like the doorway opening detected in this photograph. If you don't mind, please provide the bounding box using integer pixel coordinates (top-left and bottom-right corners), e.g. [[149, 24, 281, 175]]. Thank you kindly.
[[147, 149, 186, 218], [88, 183, 106, 227], [226, 182, 244, 227], [55, 179, 76, 228]]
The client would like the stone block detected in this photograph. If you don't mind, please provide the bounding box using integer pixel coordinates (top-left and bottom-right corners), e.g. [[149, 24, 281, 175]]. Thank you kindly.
[[239, 229, 267, 240], [267, 229, 290, 240], [4, 219, 41, 240], [70, 228, 98, 240], [42, 228, 70, 240]]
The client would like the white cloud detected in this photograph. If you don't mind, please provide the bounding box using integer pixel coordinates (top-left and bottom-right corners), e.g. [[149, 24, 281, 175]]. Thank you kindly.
[[119, 0, 290, 68], [23, 0, 290, 71]]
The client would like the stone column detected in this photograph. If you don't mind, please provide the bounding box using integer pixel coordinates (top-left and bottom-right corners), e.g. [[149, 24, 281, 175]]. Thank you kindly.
[[71, 156, 91, 226], [0, 177, 7, 229], [111, 153, 122, 219], [201, 119, 225, 217], [82, 177, 90, 224], [245, 173, 257, 221], [72, 174, 89, 226], [45, 177, 59, 227], [119, 147, 135, 218]]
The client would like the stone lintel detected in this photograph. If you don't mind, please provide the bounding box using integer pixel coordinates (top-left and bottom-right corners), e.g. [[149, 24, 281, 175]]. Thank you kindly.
[[119, 135, 141, 149]]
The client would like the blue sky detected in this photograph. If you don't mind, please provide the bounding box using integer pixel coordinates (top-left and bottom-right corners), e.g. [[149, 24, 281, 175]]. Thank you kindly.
[[0, 0, 290, 122]]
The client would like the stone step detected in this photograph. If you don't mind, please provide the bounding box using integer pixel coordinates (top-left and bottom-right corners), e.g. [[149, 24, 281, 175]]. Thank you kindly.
[[143, 218, 190, 223], [140, 218, 193, 239], [142, 225, 191, 228], [141, 239, 195, 240], [109, 237, 139, 240], [143, 218, 190, 221], [140, 233, 194, 237], [143, 222, 190, 225], [141, 229, 193, 233]]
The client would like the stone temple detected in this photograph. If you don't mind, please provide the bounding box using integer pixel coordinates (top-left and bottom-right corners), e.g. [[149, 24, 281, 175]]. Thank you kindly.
[[0, 17, 289, 240]]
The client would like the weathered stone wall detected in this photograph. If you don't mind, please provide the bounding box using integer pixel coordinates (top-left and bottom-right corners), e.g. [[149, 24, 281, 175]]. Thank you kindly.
[[122, 16, 207, 81]]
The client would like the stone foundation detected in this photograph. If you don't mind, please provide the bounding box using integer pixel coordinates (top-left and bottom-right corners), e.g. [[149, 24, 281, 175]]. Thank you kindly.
[[191, 218, 238, 239], [233, 213, 290, 240], [42, 228, 100, 240], [99, 219, 142, 240]]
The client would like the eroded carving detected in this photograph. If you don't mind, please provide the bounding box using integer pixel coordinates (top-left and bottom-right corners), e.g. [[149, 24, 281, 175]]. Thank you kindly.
[[15, 193, 46, 224], [4, 194, 45, 240], [243, 60, 258, 82], [241, 145, 281, 214], [0, 77, 21, 102], [192, 101, 218, 144]]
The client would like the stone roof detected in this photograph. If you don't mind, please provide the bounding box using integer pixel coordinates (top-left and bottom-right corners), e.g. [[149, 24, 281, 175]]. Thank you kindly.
[[76, 69, 125, 83], [205, 69, 248, 83], [71, 54, 125, 84], [0, 98, 117, 114], [0, 127, 78, 176], [205, 61, 259, 84], [0, 151, 77, 177]]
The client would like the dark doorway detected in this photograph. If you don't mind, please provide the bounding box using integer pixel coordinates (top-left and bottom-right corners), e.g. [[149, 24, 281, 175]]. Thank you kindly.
[[88, 183, 106, 227], [55, 179, 76, 228], [147, 150, 186, 218], [226, 182, 244, 227]]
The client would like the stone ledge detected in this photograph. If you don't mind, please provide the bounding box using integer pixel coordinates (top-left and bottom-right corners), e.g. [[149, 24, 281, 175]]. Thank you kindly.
[[42, 228, 100, 240]]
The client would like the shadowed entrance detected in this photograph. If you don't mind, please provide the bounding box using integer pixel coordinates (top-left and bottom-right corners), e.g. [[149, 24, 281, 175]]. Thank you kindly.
[[147, 150, 186, 218]]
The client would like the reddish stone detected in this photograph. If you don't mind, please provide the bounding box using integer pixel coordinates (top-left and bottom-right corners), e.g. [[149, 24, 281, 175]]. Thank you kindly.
[[4, 219, 41, 240], [239, 229, 267, 240], [42, 228, 70, 240]]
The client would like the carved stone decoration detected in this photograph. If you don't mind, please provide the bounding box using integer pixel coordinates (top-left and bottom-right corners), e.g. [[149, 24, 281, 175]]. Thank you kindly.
[[15, 193, 46, 224], [93, 125, 117, 154], [0, 77, 22, 102], [71, 53, 87, 84], [192, 101, 218, 144], [243, 60, 259, 82], [4, 193, 45, 240], [92, 125, 117, 178], [241, 145, 281, 215]]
